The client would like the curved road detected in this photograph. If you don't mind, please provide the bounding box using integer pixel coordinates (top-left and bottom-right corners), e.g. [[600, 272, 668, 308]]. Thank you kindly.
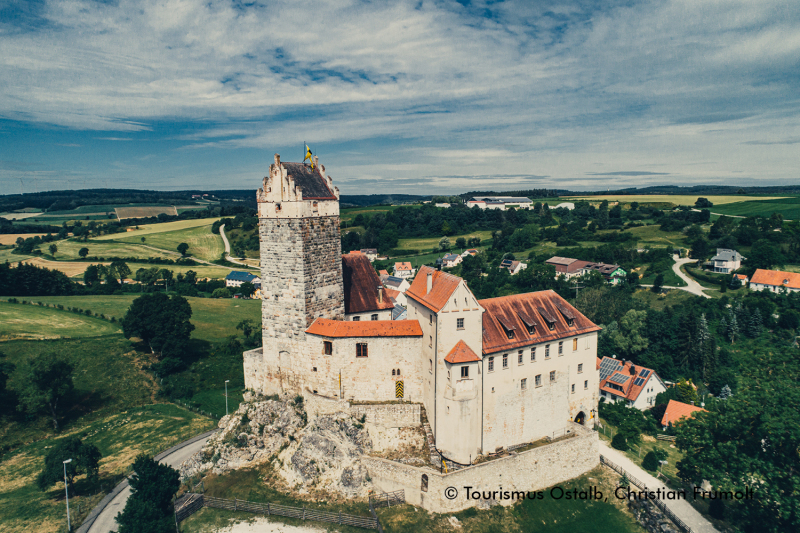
[[219, 223, 259, 270], [83, 431, 217, 533], [601, 442, 719, 533], [670, 255, 711, 298]]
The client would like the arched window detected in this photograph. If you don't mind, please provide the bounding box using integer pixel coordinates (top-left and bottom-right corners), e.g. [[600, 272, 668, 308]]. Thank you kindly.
[[396, 368, 401, 376], [392, 369, 396, 376]]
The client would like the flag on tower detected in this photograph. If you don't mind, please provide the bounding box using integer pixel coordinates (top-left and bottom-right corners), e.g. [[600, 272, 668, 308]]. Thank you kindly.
[[304, 144, 314, 168]]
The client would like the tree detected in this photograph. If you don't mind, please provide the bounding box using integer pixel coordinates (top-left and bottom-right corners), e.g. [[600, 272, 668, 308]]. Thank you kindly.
[[211, 288, 231, 298], [748, 239, 785, 270], [455, 237, 466, 249], [0, 351, 15, 412], [37, 437, 101, 490], [121, 293, 194, 358], [467, 236, 481, 248], [718, 384, 732, 399], [16, 354, 74, 431], [695, 197, 714, 208], [438, 236, 451, 252], [642, 451, 660, 471], [141, 236, 146, 243], [611, 432, 628, 451], [84, 264, 100, 286], [116, 454, 180, 533], [78, 247, 89, 259], [110, 260, 131, 282], [183, 270, 198, 285], [651, 273, 664, 293], [603, 309, 649, 357], [48, 244, 57, 256], [177, 242, 189, 256], [158, 268, 173, 291], [239, 281, 255, 297]]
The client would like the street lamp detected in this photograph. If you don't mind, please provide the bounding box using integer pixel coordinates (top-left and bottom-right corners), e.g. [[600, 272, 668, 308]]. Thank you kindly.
[[225, 380, 230, 416], [63, 458, 73, 531]]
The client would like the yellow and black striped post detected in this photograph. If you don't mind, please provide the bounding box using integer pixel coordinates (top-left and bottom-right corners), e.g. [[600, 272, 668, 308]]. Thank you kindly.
[[395, 381, 404, 398]]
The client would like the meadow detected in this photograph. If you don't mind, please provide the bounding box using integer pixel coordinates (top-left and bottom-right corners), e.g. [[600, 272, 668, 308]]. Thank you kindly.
[[563, 194, 789, 206], [711, 197, 800, 219], [51, 238, 177, 261], [112, 223, 224, 262], [92, 217, 222, 240], [0, 301, 121, 341]]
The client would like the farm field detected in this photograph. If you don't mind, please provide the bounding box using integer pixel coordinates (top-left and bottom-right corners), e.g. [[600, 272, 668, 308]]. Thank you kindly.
[[0, 301, 121, 340], [711, 197, 800, 219], [7, 295, 261, 343], [18, 258, 109, 277], [92, 217, 221, 240], [564, 194, 789, 206], [51, 238, 177, 261], [626, 225, 689, 249], [396, 230, 493, 252], [115, 205, 177, 220], [0, 234, 46, 245], [3, 257, 234, 280], [113, 224, 224, 262]]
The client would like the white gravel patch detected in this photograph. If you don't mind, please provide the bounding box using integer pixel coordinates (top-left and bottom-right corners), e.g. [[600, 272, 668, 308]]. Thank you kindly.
[[217, 518, 328, 533]]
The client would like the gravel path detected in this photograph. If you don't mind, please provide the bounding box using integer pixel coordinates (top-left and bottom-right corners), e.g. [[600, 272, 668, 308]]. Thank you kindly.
[[219, 224, 259, 269], [600, 442, 719, 533]]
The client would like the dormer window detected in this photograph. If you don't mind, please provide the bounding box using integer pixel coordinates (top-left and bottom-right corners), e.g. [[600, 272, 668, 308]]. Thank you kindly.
[[538, 307, 557, 331], [496, 315, 516, 340], [555, 303, 576, 327], [516, 310, 537, 336]]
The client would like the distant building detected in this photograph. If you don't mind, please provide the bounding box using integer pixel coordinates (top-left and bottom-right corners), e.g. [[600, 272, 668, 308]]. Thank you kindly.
[[442, 253, 462, 268], [555, 202, 575, 210], [434, 203, 451, 208], [391, 303, 407, 321], [461, 249, 479, 257], [597, 357, 666, 409], [733, 273, 749, 284], [360, 248, 378, 262], [393, 262, 415, 278], [225, 271, 261, 288], [545, 256, 593, 280], [466, 196, 532, 210], [583, 263, 626, 285], [378, 269, 390, 276], [749, 269, 800, 293], [710, 248, 744, 273], [499, 259, 527, 275], [661, 399, 707, 427]]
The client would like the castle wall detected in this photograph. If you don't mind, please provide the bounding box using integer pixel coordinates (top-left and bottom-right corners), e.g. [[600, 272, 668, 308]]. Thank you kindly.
[[363, 422, 598, 513], [302, 392, 421, 428]]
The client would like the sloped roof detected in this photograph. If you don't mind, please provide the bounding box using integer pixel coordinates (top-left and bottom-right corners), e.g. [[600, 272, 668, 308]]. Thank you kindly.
[[379, 269, 390, 276], [392, 304, 407, 320], [406, 265, 462, 313], [545, 256, 578, 266], [381, 275, 406, 289], [750, 269, 800, 289], [661, 399, 707, 426], [444, 340, 481, 364], [711, 248, 743, 262], [306, 318, 422, 338], [733, 274, 749, 280], [479, 290, 600, 355], [342, 254, 394, 314], [597, 356, 662, 402], [225, 271, 258, 282], [395, 262, 413, 271], [281, 162, 337, 200]]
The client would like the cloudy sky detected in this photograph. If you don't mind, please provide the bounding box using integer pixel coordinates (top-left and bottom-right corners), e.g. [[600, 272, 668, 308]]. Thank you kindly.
[[1, 0, 799, 195]]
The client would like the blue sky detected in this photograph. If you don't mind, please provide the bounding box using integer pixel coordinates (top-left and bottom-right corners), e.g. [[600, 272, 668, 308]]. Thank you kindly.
[[1, 0, 799, 195]]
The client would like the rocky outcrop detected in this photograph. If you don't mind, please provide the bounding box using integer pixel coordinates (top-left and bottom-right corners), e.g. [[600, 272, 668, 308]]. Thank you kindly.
[[627, 494, 681, 533], [180, 393, 376, 498]]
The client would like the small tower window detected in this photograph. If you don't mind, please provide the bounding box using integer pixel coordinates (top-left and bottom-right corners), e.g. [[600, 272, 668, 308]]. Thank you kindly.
[[488, 356, 494, 372], [457, 318, 464, 330], [461, 366, 469, 379], [356, 343, 368, 357], [323, 341, 332, 355]]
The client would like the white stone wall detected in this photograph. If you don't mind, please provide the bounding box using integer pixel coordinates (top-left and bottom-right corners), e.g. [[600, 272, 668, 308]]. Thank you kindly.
[[363, 422, 598, 513], [300, 391, 420, 428], [345, 309, 393, 321]]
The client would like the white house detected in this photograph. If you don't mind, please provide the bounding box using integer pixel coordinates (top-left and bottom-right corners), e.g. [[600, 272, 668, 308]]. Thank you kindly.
[[710, 248, 744, 273], [597, 357, 666, 410], [393, 262, 415, 278], [466, 196, 532, 210], [555, 202, 575, 210], [499, 259, 527, 275], [442, 253, 462, 268], [434, 203, 451, 208], [225, 271, 261, 288], [749, 269, 800, 293], [359, 249, 378, 262]]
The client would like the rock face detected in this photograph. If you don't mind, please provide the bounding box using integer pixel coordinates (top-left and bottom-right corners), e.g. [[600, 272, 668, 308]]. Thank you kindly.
[[180, 393, 375, 498]]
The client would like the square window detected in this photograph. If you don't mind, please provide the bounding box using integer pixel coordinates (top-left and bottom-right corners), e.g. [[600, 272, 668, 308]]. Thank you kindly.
[[353, 316, 360, 321], [550, 370, 556, 382], [461, 366, 469, 379], [356, 343, 368, 357], [371, 314, 378, 321], [558, 341, 563, 355], [323, 341, 332, 355], [535, 374, 542, 387], [531, 347, 536, 361], [573, 338, 578, 351], [578, 363, 583, 373], [521, 378, 527, 390], [505, 328, 515, 340], [488, 357, 494, 372], [518, 350, 523, 364], [545, 345, 550, 358], [503, 354, 508, 368], [457, 318, 464, 330]]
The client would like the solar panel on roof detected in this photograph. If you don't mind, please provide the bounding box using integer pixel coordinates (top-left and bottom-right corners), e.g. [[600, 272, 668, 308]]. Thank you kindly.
[[633, 377, 645, 386], [609, 373, 630, 384], [599, 359, 620, 381], [640, 369, 651, 378]]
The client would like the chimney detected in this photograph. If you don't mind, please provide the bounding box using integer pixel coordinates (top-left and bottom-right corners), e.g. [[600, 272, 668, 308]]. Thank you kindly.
[[274, 153, 280, 166], [630, 364, 636, 375], [426, 272, 433, 295], [378, 286, 383, 304]]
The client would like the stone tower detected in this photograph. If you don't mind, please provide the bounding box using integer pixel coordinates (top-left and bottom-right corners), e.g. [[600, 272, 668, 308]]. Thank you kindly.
[[257, 153, 345, 351]]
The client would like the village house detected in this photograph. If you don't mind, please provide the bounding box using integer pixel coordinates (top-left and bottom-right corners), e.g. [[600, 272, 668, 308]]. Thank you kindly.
[[442, 253, 462, 268], [461, 248, 479, 258], [733, 273, 749, 285], [748, 269, 800, 293], [243, 154, 600, 465], [709, 248, 744, 273], [545, 256, 592, 279], [393, 261, 415, 278], [225, 270, 261, 288], [466, 196, 532, 210], [499, 258, 528, 275], [360, 248, 378, 262], [597, 357, 666, 409], [584, 263, 626, 284], [660, 399, 707, 428]]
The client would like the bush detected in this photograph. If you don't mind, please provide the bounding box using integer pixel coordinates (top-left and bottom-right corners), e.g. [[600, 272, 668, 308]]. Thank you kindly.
[[642, 451, 660, 471], [611, 433, 628, 451], [211, 288, 231, 299]]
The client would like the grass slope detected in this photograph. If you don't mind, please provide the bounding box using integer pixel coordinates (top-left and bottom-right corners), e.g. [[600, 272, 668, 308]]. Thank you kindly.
[[0, 302, 121, 340], [564, 194, 789, 206], [711, 197, 800, 219], [51, 239, 176, 261], [92, 218, 222, 241], [113, 224, 224, 262]]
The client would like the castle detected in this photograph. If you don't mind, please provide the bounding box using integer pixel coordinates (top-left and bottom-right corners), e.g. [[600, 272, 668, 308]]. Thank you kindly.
[[244, 154, 600, 465]]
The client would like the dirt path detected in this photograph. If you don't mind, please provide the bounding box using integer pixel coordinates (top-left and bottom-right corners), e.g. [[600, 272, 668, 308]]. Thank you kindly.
[[219, 224, 259, 270]]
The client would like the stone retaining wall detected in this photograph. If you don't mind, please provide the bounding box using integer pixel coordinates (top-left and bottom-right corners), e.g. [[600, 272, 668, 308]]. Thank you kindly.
[[363, 422, 598, 513], [302, 392, 421, 429]]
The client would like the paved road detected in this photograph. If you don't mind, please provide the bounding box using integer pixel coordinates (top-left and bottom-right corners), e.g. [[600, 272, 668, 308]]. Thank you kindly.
[[219, 223, 259, 270], [600, 442, 720, 533], [671, 255, 711, 298], [85, 435, 214, 533]]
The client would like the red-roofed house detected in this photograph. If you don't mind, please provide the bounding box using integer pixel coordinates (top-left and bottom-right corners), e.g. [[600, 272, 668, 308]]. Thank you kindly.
[[597, 357, 666, 409], [661, 399, 707, 427], [394, 262, 415, 278], [749, 269, 800, 293]]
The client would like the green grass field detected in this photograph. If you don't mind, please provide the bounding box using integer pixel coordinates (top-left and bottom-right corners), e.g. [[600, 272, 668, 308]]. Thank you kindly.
[[0, 302, 121, 340], [5, 295, 261, 344], [396, 230, 493, 252], [711, 197, 800, 219], [626, 225, 689, 249], [112, 224, 223, 262], [92, 218, 222, 241], [52, 239, 177, 261], [564, 194, 789, 206]]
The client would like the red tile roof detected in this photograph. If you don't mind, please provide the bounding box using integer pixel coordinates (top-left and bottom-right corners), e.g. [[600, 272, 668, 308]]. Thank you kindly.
[[379, 270, 389, 276], [733, 274, 748, 280], [394, 262, 413, 271], [306, 318, 422, 338], [444, 340, 481, 364], [598, 357, 661, 402], [385, 288, 401, 302], [342, 254, 395, 314], [661, 399, 707, 426], [406, 265, 462, 313], [479, 290, 601, 355], [749, 269, 800, 289]]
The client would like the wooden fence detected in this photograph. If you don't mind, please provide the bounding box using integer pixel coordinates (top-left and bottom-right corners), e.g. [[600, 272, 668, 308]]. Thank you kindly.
[[369, 489, 405, 509], [174, 494, 380, 530], [656, 434, 677, 442], [599, 455, 693, 533]]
